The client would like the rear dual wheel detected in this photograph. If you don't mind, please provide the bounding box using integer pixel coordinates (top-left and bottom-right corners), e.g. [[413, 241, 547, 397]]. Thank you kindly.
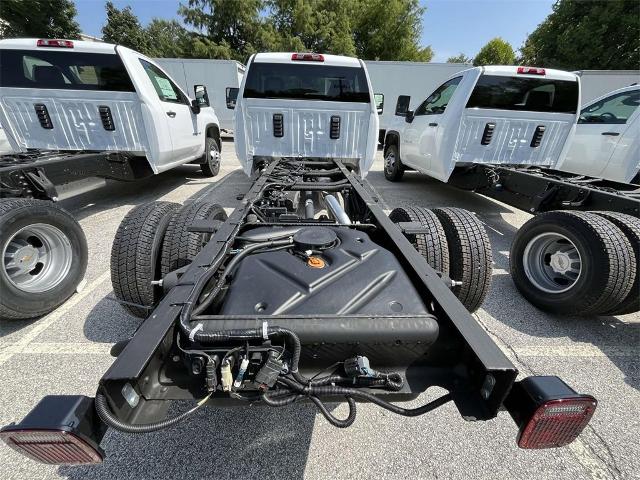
[[511, 211, 636, 316]]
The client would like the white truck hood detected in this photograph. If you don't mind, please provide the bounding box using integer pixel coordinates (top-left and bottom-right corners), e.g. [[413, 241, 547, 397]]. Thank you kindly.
[[234, 98, 378, 176]]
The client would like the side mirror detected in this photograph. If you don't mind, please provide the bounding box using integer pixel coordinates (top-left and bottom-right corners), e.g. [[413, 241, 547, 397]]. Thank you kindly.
[[405, 110, 415, 123], [190, 99, 201, 115], [226, 87, 239, 110], [194, 85, 209, 107], [395, 95, 411, 116], [374, 93, 384, 115]]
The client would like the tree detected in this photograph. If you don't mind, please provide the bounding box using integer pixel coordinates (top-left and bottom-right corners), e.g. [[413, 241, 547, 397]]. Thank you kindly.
[[352, 0, 433, 61], [102, 2, 149, 53], [145, 19, 190, 58], [473, 37, 515, 66], [519, 0, 639, 70], [447, 53, 472, 64], [0, 0, 81, 39]]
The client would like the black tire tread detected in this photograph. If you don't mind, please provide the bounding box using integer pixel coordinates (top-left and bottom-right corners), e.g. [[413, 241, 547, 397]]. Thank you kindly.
[[201, 137, 220, 177], [389, 206, 449, 274], [592, 211, 640, 315], [432, 207, 493, 313], [383, 144, 404, 182], [111, 201, 179, 317]]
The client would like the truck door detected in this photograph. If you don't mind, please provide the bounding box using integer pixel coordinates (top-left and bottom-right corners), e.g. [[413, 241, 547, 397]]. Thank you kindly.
[[561, 88, 640, 180], [139, 59, 200, 162], [404, 77, 462, 170]]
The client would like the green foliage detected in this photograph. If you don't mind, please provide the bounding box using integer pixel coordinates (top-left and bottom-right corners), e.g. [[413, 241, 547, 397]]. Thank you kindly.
[[447, 53, 472, 64], [102, 2, 149, 53], [145, 20, 190, 58], [519, 0, 640, 70], [0, 0, 81, 39], [473, 37, 515, 66]]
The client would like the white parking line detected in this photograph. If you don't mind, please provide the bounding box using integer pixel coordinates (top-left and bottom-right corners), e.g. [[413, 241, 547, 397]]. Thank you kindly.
[[0, 271, 110, 367]]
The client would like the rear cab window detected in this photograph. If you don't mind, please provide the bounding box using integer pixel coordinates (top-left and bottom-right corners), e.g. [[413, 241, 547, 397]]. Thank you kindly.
[[0, 49, 135, 91], [243, 63, 370, 103], [466, 75, 579, 113]]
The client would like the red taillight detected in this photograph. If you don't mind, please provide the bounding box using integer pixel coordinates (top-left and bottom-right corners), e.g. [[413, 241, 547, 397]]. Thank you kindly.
[[0, 429, 103, 464], [37, 39, 74, 48], [291, 53, 324, 62], [518, 396, 596, 449], [517, 66, 545, 75]]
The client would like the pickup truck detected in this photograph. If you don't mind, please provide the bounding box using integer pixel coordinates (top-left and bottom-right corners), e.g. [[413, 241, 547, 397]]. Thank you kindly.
[[0, 38, 223, 320], [0, 52, 596, 465], [383, 66, 639, 317]]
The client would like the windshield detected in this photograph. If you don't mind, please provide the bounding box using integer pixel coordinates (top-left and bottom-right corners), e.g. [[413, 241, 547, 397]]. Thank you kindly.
[[0, 49, 135, 92], [243, 62, 370, 103], [466, 75, 579, 113]]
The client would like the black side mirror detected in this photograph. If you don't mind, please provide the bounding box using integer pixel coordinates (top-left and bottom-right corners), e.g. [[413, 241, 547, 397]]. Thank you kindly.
[[190, 99, 201, 115], [405, 110, 415, 123], [193, 85, 210, 107], [395, 95, 411, 116], [226, 87, 239, 110]]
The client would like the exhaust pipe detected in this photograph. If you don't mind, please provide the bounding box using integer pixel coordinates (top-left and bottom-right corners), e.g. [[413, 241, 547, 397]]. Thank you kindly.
[[324, 194, 351, 225]]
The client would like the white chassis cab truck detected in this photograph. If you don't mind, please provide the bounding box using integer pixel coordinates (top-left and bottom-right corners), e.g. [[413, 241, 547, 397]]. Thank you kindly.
[[384, 66, 639, 316], [0, 38, 223, 320]]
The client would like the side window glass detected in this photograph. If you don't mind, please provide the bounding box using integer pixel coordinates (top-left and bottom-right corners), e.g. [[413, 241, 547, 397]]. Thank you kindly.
[[140, 59, 186, 104], [579, 90, 640, 124], [415, 76, 462, 116]]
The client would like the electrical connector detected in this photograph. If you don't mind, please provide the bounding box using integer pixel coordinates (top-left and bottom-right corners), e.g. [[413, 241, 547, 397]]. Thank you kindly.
[[344, 356, 376, 378], [221, 360, 233, 392], [205, 360, 217, 392], [255, 351, 284, 390], [233, 358, 250, 389]]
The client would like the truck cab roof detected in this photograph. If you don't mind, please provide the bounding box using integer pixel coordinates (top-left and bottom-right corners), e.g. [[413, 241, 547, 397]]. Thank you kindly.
[[252, 52, 363, 68], [0, 38, 119, 54], [478, 65, 579, 82]]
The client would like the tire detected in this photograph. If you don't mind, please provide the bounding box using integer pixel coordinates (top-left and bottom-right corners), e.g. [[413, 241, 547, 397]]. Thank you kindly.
[[592, 211, 640, 315], [0, 199, 88, 320], [510, 211, 634, 316], [111, 201, 179, 318], [432, 208, 493, 313], [389, 206, 449, 274], [384, 144, 404, 182], [161, 202, 227, 275], [201, 137, 221, 177]]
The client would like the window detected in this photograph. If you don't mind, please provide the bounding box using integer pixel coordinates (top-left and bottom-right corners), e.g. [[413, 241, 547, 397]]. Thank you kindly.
[[466, 75, 579, 113], [415, 77, 462, 116], [139, 59, 186, 104], [0, 49, 135, 91], [374, 93, 384, 114], [579, 90, 640, 124], [243, 63, 371, 103]]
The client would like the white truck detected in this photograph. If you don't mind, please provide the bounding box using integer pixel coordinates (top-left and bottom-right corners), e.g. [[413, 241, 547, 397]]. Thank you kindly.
[[384, 65, 639, 316], [0, 38, 224, 320], [558, 85, 640, 184]]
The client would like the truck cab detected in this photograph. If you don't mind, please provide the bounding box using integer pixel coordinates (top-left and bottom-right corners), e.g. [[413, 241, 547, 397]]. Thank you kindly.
[[234, 52, 379, 176], [384, 66, 580, 182], [0, 38, 221, 176]]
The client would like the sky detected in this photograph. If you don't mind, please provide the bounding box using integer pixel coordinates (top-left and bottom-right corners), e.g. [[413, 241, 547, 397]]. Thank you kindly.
[[75, 0, 557, 62]]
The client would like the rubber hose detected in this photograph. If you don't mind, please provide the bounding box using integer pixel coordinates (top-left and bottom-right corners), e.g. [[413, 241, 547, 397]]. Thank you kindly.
[[309, 395, 357, 428], [95, 392, 208, 434]]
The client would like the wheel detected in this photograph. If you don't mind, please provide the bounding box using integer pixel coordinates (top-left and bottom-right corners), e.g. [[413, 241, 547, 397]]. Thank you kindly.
[[432, 208, 493, 313], [389, 206, 449, 274], [592, 211, 640, 315], [0, 199, 88, 320], [201, 137, 220, 177], [161, 202, 227, 275], [111, 201, 179, 318], [510, 211, 634, 315], [384, 144, 404, 182]]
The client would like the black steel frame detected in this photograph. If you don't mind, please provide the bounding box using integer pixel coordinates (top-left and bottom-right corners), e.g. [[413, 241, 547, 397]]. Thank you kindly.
[[100, 158, 518, 426]]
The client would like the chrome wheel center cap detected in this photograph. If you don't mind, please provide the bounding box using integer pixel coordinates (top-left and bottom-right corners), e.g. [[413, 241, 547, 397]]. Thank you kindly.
[[550, 251, 571, 274]]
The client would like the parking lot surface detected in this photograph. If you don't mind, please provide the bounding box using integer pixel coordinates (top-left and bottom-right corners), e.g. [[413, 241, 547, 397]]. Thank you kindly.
[[1, 140, 638, 480]]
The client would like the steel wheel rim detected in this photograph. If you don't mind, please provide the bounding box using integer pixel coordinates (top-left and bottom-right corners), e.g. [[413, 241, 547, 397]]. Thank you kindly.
[[2, 223, 73, 293], [209, 146, 220, 165], [385, 151, 396, 174], [522, 232, 582, 294]]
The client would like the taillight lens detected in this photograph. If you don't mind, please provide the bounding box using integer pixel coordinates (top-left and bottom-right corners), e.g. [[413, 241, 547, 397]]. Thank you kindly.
[[517, 66, 545, 75], [0, 429, 103, 464], [291, 53, 324, 62], [518, 396, 596, 449], [37, 39, 74, 48]]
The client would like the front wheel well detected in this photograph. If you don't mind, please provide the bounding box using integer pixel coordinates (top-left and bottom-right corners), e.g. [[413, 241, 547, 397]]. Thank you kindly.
[[205, 124, 221, 150], [384, 132, 399, 151]]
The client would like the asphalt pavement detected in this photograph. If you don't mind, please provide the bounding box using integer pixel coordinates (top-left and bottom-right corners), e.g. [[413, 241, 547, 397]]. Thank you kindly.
[[1, 140, 638, 480]]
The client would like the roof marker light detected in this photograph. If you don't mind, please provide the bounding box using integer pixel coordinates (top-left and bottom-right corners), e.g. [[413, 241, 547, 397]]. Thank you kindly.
[[291, 53, 324, 62], [517, 66, 546, 75], [37, 39, 74, 48]]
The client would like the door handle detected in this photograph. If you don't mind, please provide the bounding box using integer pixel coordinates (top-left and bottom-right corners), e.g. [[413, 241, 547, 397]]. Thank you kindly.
[[601, 132, 619, 136], [428, 122, 438, 127], [166, 111, 176, 118]]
